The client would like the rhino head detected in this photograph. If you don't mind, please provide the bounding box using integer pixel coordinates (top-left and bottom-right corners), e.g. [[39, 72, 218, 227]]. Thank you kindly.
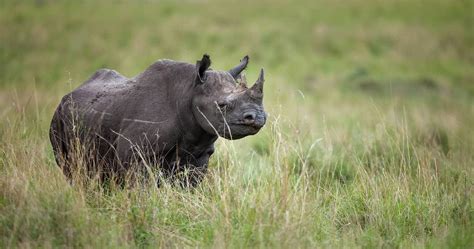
[[192, 54, 266, 140]]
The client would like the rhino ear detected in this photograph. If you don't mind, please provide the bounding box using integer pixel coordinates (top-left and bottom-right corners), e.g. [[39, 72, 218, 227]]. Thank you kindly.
[[196, 54, 211, 84]]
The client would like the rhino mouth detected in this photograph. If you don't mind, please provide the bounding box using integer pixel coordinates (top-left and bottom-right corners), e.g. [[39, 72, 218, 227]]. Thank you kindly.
[[219, 123, 263, 140], [233, 123, 262, 131]]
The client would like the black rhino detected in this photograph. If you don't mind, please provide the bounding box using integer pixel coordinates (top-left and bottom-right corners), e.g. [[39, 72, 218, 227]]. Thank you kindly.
[[49, 54, 266, 186]]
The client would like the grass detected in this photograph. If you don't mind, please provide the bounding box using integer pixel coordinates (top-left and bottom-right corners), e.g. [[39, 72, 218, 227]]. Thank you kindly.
[[1, 0, 473, 248]]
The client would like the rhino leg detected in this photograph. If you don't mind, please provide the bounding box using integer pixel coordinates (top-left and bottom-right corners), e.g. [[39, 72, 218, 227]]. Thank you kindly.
[[50, 108, 73, 179], [162, 145, 214, 188]]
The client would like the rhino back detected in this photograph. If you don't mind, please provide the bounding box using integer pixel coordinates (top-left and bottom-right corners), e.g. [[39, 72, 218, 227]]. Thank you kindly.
[[58, 61, 196, 157]]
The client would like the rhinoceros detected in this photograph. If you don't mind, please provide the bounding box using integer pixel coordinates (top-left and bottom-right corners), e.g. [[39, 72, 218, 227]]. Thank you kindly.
[[49, 54, 266, 186]]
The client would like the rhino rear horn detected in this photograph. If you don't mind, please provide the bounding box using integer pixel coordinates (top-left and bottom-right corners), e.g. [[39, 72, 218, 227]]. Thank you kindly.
[[196, 54, 211, 83], [229, 55, 249, 79], [250, 68, 264, 97]]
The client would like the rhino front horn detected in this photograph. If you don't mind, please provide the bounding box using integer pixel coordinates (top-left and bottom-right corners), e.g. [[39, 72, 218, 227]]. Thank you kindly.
[[250, 68, 264, 97]]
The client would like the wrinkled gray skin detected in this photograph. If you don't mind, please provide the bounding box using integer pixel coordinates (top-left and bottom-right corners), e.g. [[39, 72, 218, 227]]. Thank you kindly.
[[49, 54, 266, 186]]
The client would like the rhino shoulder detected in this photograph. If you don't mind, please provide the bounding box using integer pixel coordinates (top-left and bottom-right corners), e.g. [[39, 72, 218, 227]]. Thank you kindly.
[[84, 68, 128, 85], [147, 59, 194, 72], [150, 59, 176, 67]]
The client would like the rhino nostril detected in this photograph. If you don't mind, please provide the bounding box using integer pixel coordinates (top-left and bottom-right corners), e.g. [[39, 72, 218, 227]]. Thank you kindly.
[[243, 112, 256, 123]]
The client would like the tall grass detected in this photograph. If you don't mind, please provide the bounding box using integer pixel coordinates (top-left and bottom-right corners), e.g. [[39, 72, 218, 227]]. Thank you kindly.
[[1, 88, 472, 248]]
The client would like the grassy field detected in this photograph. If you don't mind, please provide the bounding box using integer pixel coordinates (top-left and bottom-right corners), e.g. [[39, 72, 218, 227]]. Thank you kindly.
[[1, 0, 473, 248]]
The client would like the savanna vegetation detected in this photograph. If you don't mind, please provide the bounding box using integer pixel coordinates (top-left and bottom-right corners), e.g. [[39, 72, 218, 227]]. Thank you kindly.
[[1, 0, 473, 248]]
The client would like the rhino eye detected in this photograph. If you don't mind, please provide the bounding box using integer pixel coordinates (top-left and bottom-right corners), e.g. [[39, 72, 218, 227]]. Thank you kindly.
[[217, 101, 228, 109]]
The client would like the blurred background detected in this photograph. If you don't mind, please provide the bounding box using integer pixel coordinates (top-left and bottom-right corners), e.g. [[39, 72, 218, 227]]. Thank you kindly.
[[0, 0, 473, 248]]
